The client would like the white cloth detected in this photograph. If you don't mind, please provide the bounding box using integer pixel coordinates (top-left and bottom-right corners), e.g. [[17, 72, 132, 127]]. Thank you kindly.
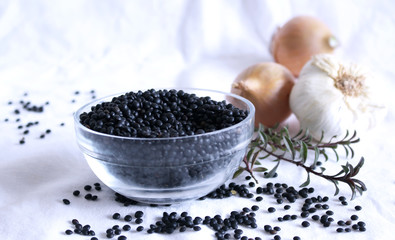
[[1, 0, 394, 239]]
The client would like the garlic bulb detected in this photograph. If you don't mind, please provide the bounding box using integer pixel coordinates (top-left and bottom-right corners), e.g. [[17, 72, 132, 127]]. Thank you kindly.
[[289, 54, 387, 142]]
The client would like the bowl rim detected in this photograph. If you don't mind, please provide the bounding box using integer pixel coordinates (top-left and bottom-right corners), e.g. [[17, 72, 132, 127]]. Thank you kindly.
[[74, 88, 255, 141]]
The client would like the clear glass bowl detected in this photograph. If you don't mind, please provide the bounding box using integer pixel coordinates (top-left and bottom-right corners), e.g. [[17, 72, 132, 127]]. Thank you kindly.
[[74, 88, 255, 204]]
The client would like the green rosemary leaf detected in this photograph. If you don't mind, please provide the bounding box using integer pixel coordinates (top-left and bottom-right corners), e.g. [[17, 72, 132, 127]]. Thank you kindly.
[[331, 180, 340, 196], [292, 128, 304, 139], [348, 182, 357, 200], [349, 145, 355, 158], [258, 123, 265, 133], [254, 160, 261, 165], [332, 147, 339, 162], [341, 165, 350, 175], [259, 131, 269, 149], [353, 179, 367, 191], [283, 136, 295, 159], [342, 130, 350, 141], [302, 128, 310, 141], [249, 141, 260, 148], [347, 162, 355, 176], [343, 144, 349, 158], [323, 151, 329, 162], [300, 141, 308, 163], [253, 167, 268, 172], [246, 148, 255, 162], [299, 172, 311, 187], [350, 130, 357, 141], [232, 167, 245, 179], [353, 157, 365, 176], [355, 185, 364, 196], [251, 150, 261, 168], [264, 161, 280, 178], [281, 126, 290, 138], [320, 167, 326, 173], [313, 146, 320, 166], [258, 153, 271, 160], [317, 130, 325, 144], [333, 168, 345, 177]]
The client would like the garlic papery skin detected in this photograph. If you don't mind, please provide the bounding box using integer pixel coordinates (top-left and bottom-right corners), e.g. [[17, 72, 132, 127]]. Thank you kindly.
[[289, 54, 387, 142]]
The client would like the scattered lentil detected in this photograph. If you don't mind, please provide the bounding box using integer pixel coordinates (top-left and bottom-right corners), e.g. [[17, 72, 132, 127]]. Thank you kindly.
[[301, 221, 310, 227], [137, 226, 144, 232]]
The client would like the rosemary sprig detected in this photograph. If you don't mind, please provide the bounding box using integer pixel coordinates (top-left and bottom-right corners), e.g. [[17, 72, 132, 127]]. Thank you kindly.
[[233, 124, 367, 199]]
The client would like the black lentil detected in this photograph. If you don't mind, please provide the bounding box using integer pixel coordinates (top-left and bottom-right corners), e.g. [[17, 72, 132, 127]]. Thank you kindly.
[[135, 218, 143, 224], [274, 235, 281, 240], [193, 226, 201, 231], [122, 224, 131, 231], [284, 205, 291, 210], [137, 226, 144, 231], [355, 205, 362, 211], [124, 215, 132, 222], [85, 193, 92, 200], [336, 227, 344, 232], [301, 221, 310, 227], [84, 185, 92, 191], [268, 207, 276, 213], [293, 237, 301, 240], [135, 211, 144, 218], [63, 199, 70, 205], [65, 229, 73, 235], [112, 213, 121, 219], [358, 221, 366, 227], [118, 236, 127, 240], [350, 215, 359, 221]]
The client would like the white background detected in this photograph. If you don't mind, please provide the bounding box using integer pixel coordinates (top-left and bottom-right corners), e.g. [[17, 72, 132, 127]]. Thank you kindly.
[[0, 0, 394, 239]]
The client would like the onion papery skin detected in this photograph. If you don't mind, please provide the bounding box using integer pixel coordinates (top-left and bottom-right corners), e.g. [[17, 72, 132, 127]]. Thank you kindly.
[[231, 62, 295, 128]]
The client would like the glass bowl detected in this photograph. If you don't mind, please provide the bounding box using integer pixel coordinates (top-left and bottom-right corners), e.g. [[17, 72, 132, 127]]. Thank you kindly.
[[74, 88, 255, 204]]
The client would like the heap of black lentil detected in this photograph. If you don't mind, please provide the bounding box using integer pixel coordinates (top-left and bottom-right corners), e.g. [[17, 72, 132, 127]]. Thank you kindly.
[[79, 89, 248, 138]]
